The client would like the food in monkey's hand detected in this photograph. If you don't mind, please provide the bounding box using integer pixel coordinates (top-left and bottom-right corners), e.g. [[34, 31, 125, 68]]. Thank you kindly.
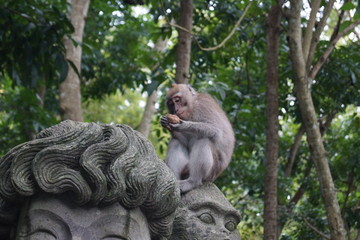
[[166, 114, 181, 124], [161, 114, 181, 130]]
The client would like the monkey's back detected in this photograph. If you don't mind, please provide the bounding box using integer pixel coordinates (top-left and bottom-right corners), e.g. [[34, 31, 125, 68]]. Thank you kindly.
[[192, 93, 235, 170], [192, 93, 233, 130]]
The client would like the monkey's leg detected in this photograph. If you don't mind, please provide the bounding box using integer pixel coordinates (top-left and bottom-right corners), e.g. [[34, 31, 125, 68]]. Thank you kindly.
[[179, 138, 214, 193], [166, 139, 189, 180]]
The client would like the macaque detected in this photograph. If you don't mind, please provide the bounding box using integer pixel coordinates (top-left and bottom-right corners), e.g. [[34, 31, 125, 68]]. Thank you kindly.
[[161, 84, 235, 193]]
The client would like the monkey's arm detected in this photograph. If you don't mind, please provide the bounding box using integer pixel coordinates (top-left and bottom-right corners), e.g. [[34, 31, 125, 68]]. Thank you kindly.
[[170, 121, 220, 138], [161, 115, 220, 139]]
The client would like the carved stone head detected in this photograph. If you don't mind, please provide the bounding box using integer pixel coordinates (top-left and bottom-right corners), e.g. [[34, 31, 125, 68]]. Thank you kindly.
[[171, 183, 241, 240], [0, 120, 180, 240]]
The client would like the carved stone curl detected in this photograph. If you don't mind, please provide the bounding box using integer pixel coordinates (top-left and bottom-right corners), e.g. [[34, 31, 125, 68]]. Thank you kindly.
[[0, 120, 180, 240]]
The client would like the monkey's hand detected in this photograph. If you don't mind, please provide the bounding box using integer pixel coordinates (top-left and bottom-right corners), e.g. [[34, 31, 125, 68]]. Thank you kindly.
[[161, 114, 182, 131], [161, 115, 171, 130]]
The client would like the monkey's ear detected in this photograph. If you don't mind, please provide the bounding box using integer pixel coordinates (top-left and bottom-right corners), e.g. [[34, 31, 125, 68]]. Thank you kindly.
[[171, 83, 176, 88], [187, 85, 197, 95]]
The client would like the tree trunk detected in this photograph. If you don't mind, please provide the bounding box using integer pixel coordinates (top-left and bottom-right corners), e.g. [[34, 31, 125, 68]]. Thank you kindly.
[[59, 0, 90, 121], [278, 112, 337, 237], [294, 75, 346, 240], [356, 230, 360, 240], [138, 37, 169, 137], [174, 0, 193, 84], [138, 91, 157, 138], [287, 1, 346, 239], [264, 3, 281, 240]]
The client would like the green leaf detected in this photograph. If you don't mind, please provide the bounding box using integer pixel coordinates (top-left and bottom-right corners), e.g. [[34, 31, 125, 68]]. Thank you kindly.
[[350, 70, 357, 85], [67, 59, 81, 80], [56, 53, 69, 82], [340, 2, 356, 11], [339, 20, 352, 32]]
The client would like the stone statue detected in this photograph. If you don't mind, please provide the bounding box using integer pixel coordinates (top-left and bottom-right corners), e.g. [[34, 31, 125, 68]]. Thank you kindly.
[[17, 192, 152, 239], [0, 120, 242, 240], [171, 183, 241, 240], [0, 120, 180, 240]]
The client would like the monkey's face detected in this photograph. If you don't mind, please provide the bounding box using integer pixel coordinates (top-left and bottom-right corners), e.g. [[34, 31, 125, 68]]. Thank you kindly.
[[167, 95, 191, 120], [166, 84, 196, 120]]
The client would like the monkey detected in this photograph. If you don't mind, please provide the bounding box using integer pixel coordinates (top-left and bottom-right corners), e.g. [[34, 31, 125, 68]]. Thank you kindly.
[[161, 84, 235, 193]]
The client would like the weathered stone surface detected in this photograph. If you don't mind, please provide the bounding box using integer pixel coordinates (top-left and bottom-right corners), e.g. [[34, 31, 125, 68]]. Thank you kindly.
[[17, 193, 151, 240], [0, 120, 180, 240], [171, 182, 241, 240], [0, 120, 242, 240]]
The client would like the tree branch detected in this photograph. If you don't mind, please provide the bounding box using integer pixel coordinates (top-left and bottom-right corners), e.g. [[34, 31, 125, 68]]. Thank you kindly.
[[309, 18, 360, 79], [168, 3, 252, 52], [306, 0, 335, 69], [289, 161, 312, 205], [284, 124, 305, 177], [319, 111, 337, 136], [197, 3, 252, 51], [302, 0, 322, 61], [353, 28, 360, 41], [330, 0, 349, 42], [4, 7, 37, 23], [340, 172, 354, 215], [303, 218, 330, 240], [279, 111, 336, 238], [288, 0, 307, 80]]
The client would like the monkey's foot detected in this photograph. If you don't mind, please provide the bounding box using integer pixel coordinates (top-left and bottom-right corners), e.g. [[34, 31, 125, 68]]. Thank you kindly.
[[179, 179, 202, 193]]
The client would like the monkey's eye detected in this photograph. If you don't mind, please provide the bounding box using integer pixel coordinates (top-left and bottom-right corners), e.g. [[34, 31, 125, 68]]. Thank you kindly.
[[225, 221, 237, 231], [173, 97, 181, 103], [198, 213, 214, 224]]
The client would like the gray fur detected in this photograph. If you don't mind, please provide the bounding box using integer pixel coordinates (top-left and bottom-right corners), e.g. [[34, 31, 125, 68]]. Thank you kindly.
[[162, 84, 235, 193]]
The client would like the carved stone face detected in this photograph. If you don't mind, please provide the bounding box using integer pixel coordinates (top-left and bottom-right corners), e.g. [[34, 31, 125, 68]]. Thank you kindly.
[[185, 202, 241, 240], [171, 183, 241, 240], [16, 193, 150, 240]]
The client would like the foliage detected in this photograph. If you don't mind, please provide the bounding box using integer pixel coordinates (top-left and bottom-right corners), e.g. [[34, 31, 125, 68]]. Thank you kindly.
[[0, 0, 71, 154], [0, 77, 58, 156], [81, 1, 164, 98], [327, 107, 360, 231], [0, 0, 72, 88], [313, 42, 360, 113], [83, 89, 144, 126]]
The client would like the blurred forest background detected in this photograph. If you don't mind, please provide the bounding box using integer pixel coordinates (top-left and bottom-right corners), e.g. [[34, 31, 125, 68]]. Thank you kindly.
[[0, 0, 359, 239]]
